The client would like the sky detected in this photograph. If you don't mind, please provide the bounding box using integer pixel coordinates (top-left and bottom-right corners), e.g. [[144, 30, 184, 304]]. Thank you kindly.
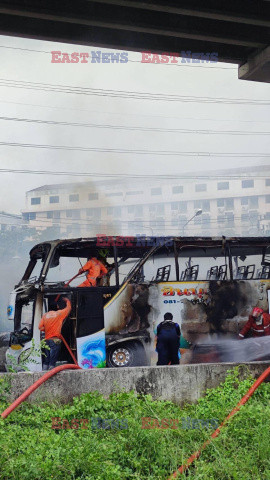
[[0, 34, 269, 214]]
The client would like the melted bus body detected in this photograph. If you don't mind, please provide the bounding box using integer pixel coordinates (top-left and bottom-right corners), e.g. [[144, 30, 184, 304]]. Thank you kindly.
[[6, 236, 270, 371]]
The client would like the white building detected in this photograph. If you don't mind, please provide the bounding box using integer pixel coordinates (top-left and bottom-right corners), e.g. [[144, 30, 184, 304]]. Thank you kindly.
[[22, 165, 270, 238]]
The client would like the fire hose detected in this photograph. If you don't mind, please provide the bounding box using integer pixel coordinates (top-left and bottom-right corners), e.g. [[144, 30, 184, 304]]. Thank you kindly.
[[55, 273, 81, 302], [168, 365, 270, 479]]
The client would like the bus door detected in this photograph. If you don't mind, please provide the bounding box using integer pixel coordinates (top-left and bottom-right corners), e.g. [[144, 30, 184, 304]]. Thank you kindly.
[[76, 287, 117, 368]]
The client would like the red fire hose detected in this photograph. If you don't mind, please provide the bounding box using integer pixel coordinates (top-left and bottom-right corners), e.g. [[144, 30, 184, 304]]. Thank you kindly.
[[168, 365, 270, 479], [1, 364, 81, 419], [55, 273, 81, 302]]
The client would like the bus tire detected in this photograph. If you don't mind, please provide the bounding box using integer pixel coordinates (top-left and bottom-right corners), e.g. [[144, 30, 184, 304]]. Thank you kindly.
[[107, 341, 147, 368]]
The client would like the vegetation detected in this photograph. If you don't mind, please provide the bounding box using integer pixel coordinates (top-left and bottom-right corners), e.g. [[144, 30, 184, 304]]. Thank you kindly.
[[0, 367, 269, 479], [6, 339, 49, 373]]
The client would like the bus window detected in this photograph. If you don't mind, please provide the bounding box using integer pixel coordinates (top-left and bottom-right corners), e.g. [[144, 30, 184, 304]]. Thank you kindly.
[[46, 254, 117, 287], [230, 244, 269, 280], [46, 256, 86, 285], [101, 254, 116, 286], [177, 245, 229, 281], [117, 258, 140, 284], [142, 252, 177, 282], [22, 244, 50, 282], [14, 300, 34, 332], [29, 258, 45, 282]]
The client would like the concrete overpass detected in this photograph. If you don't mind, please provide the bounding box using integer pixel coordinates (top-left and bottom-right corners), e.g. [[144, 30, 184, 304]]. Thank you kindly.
[[0, 1, 269, 82]]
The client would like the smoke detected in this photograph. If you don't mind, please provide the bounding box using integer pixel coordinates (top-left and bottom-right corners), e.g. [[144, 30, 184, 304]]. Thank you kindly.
[[192, 335, 270, 363]]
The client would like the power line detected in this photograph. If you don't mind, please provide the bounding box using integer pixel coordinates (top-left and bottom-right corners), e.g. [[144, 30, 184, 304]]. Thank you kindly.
[[0, 78, 269, 105], [0, 141, 269, 157], [2, 214, 261, 230], [0, 167, 269, 179], [1, 99, 270, 124], [0, 115, 268, 136]]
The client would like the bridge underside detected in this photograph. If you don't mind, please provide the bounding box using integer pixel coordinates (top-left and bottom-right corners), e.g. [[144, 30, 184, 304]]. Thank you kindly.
[[0, 0, 269, 82]]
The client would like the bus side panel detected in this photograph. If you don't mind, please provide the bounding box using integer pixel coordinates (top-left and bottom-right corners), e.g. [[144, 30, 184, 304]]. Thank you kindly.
[[104, 283, 157, 365], [104, 280, 270, 366], [157, 280, 270, 345]]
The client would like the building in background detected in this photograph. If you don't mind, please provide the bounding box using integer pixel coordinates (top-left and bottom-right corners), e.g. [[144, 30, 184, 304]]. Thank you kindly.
[[22, 165, 270, 238], [0, 212, 23, 231]]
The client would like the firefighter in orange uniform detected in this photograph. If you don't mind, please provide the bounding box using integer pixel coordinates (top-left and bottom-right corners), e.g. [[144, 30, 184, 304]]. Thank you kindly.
[[78, 252, 108, 287], [38, 297, 71, 370], [239, 307, 270, 338]]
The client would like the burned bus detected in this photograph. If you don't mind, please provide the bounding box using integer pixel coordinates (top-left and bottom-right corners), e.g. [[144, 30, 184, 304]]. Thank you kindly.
[[6, 236, 270, 371]]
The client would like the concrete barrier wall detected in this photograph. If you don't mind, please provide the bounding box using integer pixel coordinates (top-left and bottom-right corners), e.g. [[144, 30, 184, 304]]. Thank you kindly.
[[1, 362, 269, 405]]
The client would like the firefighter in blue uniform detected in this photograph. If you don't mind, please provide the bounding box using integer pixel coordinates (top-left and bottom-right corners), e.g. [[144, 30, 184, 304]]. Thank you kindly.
[[156, 312, 181, 365]]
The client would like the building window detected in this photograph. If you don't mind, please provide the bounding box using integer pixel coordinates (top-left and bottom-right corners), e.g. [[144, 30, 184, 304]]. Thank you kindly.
[[217, 213, 234, 226], [250, 196, 258, 208], [195, 184, 207, 192], [86, 208, 101, 219], [241, 214, 249, 222], [194, 200, 210, 212], [149, 204, 164, 215], [23, 212, 36, 221], [265, 179, 270, 186], [225, 212, 234, 226], [242, 179, 254, 189], [105, 192, 123, 197], [151, 187, 162, 196], [31, 197, 41, 205], [171, 201, 187, 213], [49, 196, 59, 204], [66, 209, 80, 219], [178, 215, 187, 226], [69, 194, 79, 202], [217, 181, 229, 190], [226, 198, 234, 210], [266, 195, 270, 203], [47, 211, 60, 219], [152, 218, 165, 230], [241, 197, 249, 205], [126, 191, 143, 195], [88, 193, 98, 200], [194, 213, 210, 225], [171, 216, 187, 227], [249, 210, 259, 221], [134, 205, 143, 217], [202, 214, 210, 225], [107, 206, 121, 216], [172, 186, 183, 194], [128, 205, 134, 214], [217, 198, 234, 209]]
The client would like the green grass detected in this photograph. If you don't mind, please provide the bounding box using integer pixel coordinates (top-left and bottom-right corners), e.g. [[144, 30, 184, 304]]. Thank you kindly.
[[0, 367, 269, 480]]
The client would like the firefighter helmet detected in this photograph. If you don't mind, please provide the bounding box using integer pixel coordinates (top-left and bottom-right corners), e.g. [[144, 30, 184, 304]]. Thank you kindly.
[[98, 248, 109, 258], [252, 307, 264, 317]]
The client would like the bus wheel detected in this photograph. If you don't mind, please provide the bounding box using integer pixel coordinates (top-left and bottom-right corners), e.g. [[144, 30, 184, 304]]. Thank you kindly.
[[107, 342, 146, 368]]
